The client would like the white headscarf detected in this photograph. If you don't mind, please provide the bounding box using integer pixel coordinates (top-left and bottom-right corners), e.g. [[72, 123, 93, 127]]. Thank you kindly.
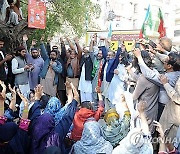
[[112, 128, 153, 154], [73, 121, 113, 154]]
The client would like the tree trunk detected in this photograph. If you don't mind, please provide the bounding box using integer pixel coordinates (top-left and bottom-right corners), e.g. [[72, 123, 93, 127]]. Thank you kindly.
[[0, 20, 34, 53]]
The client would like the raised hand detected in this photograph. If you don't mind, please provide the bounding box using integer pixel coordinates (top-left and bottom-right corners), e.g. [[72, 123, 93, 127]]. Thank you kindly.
[[137, 100, 146, 114], [153, 121, 164, 139], [74, 37, 79, 43], [65, 81, 71, 89], [0, 80, 6, 100], [40, 35, 45, 42], [159, 74, 168, 85], [23, 34, 28, 42], [16, 89, 28, 106], [4, 54, 12, 61], [34, 84, 43, 100], [126, 63, 132, 71], [95, 86, 101, 93], [8, 84, 16, 96], [31, 39, 37, 46], [133, 48, 141, 58], [70, 82, 79, 97], [60, 37, 64, 43], [114, 69, 119, 75]]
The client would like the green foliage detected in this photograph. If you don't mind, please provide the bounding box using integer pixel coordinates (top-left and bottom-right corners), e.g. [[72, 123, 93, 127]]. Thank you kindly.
[[21, 0, 101, 42]]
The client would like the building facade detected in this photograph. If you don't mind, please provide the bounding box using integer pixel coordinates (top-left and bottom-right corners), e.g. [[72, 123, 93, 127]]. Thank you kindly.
[[91, 0, 179, 49]]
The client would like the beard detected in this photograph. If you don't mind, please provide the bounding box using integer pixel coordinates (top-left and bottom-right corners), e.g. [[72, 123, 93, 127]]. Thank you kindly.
[[0, 47, 5, 52], [97, 56, 103, 60], [19, 54, 25, 59], [50, 58, 56, 61], [32, 55, 38, 59]]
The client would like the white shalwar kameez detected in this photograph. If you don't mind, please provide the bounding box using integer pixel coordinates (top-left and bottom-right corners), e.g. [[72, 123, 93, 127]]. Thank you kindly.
[[108, 63, 128, 104], [78, 64, 92, 102]]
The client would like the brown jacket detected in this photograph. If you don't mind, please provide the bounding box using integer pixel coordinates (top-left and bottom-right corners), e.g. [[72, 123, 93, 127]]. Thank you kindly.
[[160, 77, 180, 139], [66, 44, 82, 78], [66, 57, 80, 78]]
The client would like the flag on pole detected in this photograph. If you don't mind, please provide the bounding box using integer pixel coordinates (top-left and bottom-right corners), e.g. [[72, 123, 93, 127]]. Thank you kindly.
[[157, 8, 166, 38], [139, 5, 153, 38], [85, 11, 89, 46], [108, 22, 112, 38]]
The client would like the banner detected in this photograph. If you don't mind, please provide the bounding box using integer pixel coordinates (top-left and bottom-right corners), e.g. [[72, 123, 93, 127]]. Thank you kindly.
[[110, 30, 140, 52], [28, 0, 46, 29], [86, 30, 140, 52]]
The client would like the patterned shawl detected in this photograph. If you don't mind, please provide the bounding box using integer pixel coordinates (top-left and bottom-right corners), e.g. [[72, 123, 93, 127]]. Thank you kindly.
[[102, 112, 131, 147], [73, 121, 113, 154], [44, 97, 67, 125]]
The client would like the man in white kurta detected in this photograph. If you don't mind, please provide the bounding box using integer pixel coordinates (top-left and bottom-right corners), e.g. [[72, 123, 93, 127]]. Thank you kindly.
[[78, 63, 93, 102]]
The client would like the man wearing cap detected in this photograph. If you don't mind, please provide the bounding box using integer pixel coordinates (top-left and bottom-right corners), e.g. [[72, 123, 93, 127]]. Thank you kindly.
[[23, 36, 44, 91], [78, 46, 93, 102], [12, 46, 31, 96]]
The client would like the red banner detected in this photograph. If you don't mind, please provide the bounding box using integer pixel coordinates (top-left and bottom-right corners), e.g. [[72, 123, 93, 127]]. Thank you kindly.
[[28, 0, 46, 29]]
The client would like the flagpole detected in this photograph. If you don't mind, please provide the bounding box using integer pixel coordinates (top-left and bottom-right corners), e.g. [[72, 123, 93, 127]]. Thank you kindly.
[[139, 4, 151, 38]]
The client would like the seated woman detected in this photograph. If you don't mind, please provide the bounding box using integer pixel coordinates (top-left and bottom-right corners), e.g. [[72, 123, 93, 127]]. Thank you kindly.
[[0, 80, 30, 154], [71, 120, 113, 154], [29, 82, 79, 154], [112, 101, 153, 154], [70, 87, 104, 141], [101, 107, 131, 148], [19, 91, 35, 117], [43, 96, 71, 126]]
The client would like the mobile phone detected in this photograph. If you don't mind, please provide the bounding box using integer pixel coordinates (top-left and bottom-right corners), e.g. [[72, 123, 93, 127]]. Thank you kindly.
[[135, 43, 140, 48], [148, 40, 157, 48]]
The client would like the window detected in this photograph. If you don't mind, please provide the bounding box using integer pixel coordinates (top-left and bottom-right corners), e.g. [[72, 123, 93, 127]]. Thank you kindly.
[[144, 8, 148, 11], [175, 20, 180, 25], [165, 0, 170, 4], [174, 30, 180, 37], [165, 13, 169, 20], [176, 9, 180, 14], [134, 4, 138, 13], [133, 19, 137, 29]]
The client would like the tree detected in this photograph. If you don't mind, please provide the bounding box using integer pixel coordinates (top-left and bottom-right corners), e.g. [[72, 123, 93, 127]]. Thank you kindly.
[[0, 0, 101, 52]]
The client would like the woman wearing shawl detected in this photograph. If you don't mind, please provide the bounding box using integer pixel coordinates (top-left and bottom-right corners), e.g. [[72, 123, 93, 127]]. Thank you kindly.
[[72, 120, 113, 154], [0, 81, 30, 154], [30, 82, 79, 154], [19, 91, 35, 117], [44, 96, 69, 125], [101, 107, 131, 148], [112, 101, 153, 154], [70, 87, 104, 141]]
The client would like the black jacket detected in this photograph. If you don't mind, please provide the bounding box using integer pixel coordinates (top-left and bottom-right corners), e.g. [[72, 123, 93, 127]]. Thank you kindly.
[[80, 55, 93, 81]]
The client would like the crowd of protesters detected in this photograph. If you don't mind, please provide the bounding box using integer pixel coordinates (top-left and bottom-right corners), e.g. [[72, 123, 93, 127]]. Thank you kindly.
[[0, 33, 179, 154]]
